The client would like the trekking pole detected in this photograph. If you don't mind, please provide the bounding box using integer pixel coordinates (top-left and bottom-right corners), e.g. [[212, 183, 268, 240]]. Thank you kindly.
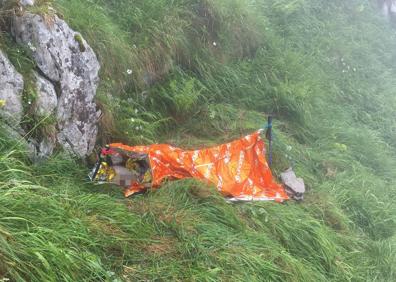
[[265, 116, 273, 167]]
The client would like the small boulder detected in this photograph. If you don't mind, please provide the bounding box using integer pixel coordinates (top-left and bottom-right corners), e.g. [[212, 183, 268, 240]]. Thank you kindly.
[[20, 0, 35, 6], [281, 168, 305, 201]]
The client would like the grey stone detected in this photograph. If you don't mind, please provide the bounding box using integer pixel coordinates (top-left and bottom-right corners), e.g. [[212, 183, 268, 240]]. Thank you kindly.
[[11, 12, 101, 157], [37, 136, 56, 159], [27, 135, 56, 161], [33, 72, 57, 117], [378, 0, 396, 18], [281, 168, 305, 200], [20, 0, 35, 6], [0, 50, 24, 126]]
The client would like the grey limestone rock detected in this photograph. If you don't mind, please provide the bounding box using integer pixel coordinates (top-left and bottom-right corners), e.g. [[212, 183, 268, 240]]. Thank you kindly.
[[20, 0, 35, 6], [33, 72, 57, 117], [11, 12, 101, 157], [0, 50, 24, 126]]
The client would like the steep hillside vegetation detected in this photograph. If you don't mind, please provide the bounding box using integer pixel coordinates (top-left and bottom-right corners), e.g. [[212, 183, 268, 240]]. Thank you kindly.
[[0, 0, 395, 281]]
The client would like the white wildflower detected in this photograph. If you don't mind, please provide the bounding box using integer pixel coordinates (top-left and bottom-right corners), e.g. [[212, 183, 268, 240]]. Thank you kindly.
[[134, 108, 138, 114], [135, 126, 139, 131], [133, 44, 137, 49], [286, 145, 292, 151], [131, 118, 135, 123], [27, 42, 36, 52], [353, 67, 356, 72], [126, 69, 133, 75], [212, 41, 217, 47]]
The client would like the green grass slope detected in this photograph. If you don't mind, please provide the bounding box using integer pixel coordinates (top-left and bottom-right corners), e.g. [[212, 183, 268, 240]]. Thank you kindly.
[[1, 0, 396, 281]]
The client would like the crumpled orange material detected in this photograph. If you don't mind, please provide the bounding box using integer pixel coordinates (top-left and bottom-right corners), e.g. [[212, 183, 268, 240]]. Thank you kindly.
[[110, 130, 288, 202]]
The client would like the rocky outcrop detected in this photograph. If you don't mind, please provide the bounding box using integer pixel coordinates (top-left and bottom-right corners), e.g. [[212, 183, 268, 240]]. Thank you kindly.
[[0, 50, 24, 126], [11, 10, 101, 157]]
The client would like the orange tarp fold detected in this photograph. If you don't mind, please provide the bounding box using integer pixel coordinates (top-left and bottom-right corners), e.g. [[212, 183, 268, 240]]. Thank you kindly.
[[110, 130, 288, 202]]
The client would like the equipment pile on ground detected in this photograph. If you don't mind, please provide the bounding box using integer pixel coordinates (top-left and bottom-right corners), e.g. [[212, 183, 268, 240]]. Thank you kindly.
[[89, 130, 294, 202]]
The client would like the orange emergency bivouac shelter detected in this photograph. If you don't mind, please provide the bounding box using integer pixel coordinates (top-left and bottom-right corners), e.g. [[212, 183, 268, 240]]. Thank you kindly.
[[93, 130, 289, 202]]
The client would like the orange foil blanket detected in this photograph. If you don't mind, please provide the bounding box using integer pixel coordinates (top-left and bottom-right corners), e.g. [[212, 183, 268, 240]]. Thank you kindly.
[[110, 130, 288, 202]]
